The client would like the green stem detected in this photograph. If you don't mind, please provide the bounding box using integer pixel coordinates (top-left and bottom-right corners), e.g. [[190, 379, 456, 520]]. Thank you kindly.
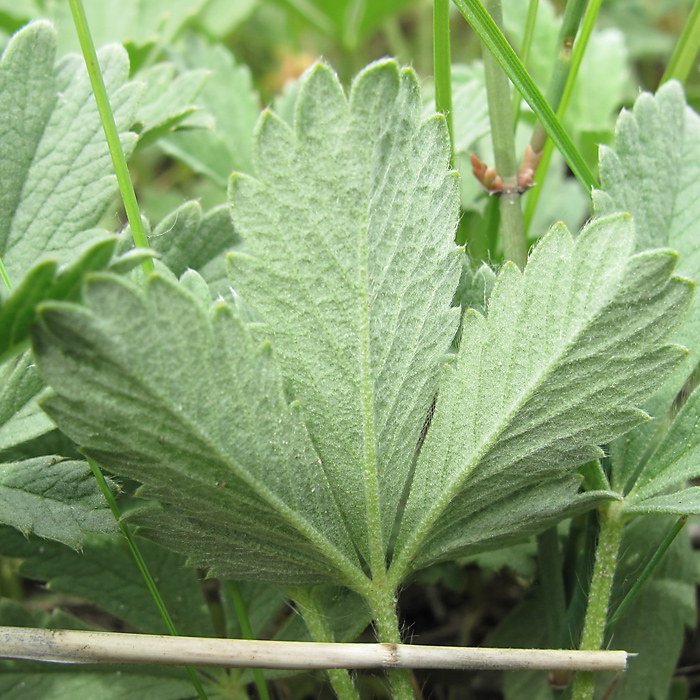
[[524, 0, 602, 234], [434, 0, 454, 164], [67, 0, 154, 275], [86, 458, 208, 700], [369, 589, 414, 700], [570, 503, 623, 700], [661, 0, 700, 85], [481, 0, 526, 269], [605, 516, 687, 640], [536, 527, 566, 647], [511, 0, 539, 127], [228, 582, 271, 700], [451, 0, 597, 193], [288, 587, 360, 700]]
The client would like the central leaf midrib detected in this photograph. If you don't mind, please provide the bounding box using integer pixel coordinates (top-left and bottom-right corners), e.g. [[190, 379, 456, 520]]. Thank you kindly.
[[358, 193, 385, 579]]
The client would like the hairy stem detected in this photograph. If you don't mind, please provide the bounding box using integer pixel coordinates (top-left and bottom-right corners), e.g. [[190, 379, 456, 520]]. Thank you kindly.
[[289, 587, 360, 700], [369, 587, 415, 700], [570, 503, 623, 700], [481, 0, 526, 269]]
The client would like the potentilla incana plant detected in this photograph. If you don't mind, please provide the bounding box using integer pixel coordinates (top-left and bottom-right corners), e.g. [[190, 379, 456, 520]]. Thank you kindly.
[[1, 4, 700, 700]]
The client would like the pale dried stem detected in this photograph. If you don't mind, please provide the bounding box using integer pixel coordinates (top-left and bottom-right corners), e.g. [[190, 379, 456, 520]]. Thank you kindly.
[[0, 627, 629, 672]]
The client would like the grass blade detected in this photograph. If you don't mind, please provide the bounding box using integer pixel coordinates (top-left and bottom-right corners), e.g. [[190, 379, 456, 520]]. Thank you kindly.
[[67, 0, 153, 274], [452, 0, 597, 193]]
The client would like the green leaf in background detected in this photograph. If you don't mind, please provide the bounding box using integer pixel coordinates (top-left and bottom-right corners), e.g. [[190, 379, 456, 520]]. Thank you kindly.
[[0, 672, 197, 700], [0, 459, 115, 547], [0, 526, 213, 637], [428, 63, 490, 154], [0, 21, 140, 286], [280, 0, 417, 46], [0, 604, 196, 699], [161, 35, 261, 184], [146, 201, 241, 282], [389, 214, 692, 582], [40, 0, 209, 56], [228, 59, 462, 566], [492, 585, 554, 700], [595, 82, 700, 496], [624, 380, 700, 508], [132, 62, 209, 146], [0, 352, 52, 451], [33, 272, 362, 586], [198, 0, 259, 39]]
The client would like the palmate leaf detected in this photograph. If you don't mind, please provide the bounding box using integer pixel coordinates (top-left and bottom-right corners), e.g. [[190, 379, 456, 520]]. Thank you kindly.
[[31, 58, 695, 596], [33, 272, 362, 586], [227, 59, 462, 566], [389, 215, 692, 582]]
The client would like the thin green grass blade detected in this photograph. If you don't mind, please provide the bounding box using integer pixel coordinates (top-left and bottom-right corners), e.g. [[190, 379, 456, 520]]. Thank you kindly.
[[0, 257, 10, 291], [511, 0, 539, 126], [524, 0, 603, 233], [661, 0, 700, 85], [86, 458, 209, 700], [228, 581, 272, 700], [605, 516, 688, 639], [451, 0, 597, 193], [67, 0, 153, 274]]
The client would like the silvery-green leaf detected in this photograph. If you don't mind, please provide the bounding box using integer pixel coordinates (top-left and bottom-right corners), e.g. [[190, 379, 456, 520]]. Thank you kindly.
[[390, 215, 691, 582], [34, 273, 362, 585], [0, 22, 140, 284], [228, 59, 462, 565]]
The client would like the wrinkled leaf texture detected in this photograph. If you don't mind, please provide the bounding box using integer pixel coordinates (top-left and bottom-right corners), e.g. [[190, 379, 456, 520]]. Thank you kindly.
[[33, 60, 692, 590]]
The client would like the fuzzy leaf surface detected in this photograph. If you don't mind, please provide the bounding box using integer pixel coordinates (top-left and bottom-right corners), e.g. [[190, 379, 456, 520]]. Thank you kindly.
[[0, 352, 52, 451], [0, 22, 140, 285], [33, 272, 362, 586], [228, 59, 461, 564], [147, 201, 241, 281], [390, 215, 692, 581], [596, 83, 700, 492], [0, 458, 115, 546]]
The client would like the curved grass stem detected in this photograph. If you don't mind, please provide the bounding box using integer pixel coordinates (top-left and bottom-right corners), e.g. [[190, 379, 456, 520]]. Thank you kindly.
[[67, 0, 153, 274], [86, 458, 208, 700]]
